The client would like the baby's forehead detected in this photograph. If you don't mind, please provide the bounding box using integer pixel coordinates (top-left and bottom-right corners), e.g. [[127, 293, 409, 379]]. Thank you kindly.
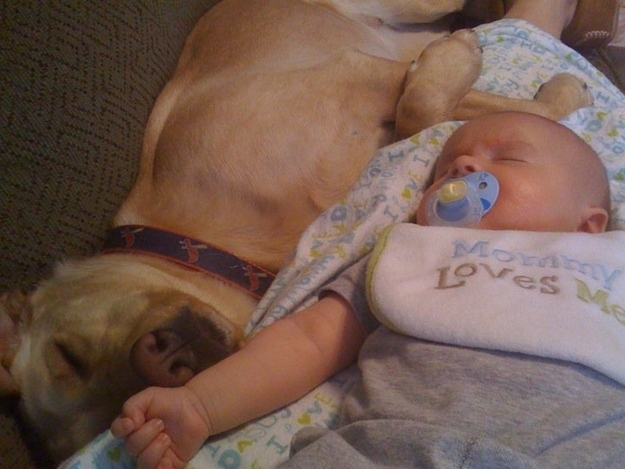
[[439, 115, 568, 158]]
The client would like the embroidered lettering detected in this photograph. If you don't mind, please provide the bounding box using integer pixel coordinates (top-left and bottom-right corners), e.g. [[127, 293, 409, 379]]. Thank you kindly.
[[480, 263, 513, 279], [452, 240, 489, 258], [575, 278, 611, 314], [436, 265, 466, 289], [513, 275, 536, 290], [613, 304, 625, 326], [561, 256, 599, 280], [537, 255, 559, 269], [539, 276, 559, 294], [597, 265, 623, 292], [455, 263, 478, 278], [436, 266, 463, 289], [574, 278, 625, 325], [450, 240, 622, 290], [436, 263, 560, 296], [492, 249, 515, 263]]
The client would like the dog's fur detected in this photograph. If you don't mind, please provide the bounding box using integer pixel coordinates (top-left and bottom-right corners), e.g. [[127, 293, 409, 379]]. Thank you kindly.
[[0, 0, 592, 461]]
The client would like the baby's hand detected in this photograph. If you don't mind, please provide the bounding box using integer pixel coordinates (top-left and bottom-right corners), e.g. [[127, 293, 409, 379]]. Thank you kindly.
[[110, 386, 211, 469]]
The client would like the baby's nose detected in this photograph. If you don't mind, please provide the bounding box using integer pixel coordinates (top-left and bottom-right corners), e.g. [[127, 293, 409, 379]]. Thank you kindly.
[[450, 155, 481, 177]]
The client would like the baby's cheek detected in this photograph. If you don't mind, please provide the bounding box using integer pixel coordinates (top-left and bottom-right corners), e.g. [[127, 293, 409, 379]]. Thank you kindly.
[[415, 185, 441, 226], [475, 205, 511, 230]]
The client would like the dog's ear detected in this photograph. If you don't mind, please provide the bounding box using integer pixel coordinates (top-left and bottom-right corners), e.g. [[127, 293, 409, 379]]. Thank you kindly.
[[0, 290, 32, 395]]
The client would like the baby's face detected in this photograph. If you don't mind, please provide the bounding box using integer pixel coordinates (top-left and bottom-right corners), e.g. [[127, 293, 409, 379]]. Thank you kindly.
[[416, 113, 603, 232]]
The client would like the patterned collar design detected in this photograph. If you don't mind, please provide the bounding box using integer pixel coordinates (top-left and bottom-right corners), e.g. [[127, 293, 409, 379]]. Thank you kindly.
[[101, 225, 276, 299]]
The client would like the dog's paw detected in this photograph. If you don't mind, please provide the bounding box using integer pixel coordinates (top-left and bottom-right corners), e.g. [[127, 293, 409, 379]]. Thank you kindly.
[[534, 73, 593, 120], [396, 29, 483, 138], [404, 29, 482, 91]]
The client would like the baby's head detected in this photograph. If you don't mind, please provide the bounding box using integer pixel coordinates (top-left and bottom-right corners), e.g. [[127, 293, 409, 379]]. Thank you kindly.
[[416, 112, 610, 233]]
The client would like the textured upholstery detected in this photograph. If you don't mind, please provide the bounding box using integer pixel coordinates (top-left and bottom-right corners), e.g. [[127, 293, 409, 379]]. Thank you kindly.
[[1, 2, 218, 467], [1, 1, 218, 291]]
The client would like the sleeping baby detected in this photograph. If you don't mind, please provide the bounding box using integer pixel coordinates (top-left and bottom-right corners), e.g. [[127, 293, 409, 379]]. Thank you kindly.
[[280, 111, 625, 468]]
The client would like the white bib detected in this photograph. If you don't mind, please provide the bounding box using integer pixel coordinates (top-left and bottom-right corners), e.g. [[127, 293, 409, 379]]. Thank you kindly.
[[367, 224, 625, 384]]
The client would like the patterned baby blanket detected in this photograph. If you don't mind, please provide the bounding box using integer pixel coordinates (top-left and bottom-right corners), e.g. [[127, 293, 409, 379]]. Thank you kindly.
[[61, 18, 625, 469]]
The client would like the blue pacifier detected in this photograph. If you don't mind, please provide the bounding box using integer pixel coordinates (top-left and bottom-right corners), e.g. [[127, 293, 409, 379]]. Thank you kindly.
[[425, 171, 499, 228]]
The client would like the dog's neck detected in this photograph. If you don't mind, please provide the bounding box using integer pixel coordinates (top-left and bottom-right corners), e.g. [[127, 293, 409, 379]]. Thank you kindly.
[[101, 225, 276, 299]]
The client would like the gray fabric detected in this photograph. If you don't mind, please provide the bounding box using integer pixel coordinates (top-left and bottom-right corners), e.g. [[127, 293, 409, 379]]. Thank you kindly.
[[1, 0, 219, 291], [1, 2, 219, 467], [284, 260, 625, 468], [320, 256, 380, 335]]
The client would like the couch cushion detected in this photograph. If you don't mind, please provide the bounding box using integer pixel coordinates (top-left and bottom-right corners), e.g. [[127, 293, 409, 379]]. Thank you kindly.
[[1, 0, 219, 290]]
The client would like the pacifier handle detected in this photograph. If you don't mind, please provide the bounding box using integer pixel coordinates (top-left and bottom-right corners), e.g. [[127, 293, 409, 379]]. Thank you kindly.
[[425, 171, 499, 228]]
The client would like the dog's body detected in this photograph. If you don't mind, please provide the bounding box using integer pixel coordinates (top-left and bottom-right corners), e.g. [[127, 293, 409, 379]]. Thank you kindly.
[[0, 0, 592, 461]]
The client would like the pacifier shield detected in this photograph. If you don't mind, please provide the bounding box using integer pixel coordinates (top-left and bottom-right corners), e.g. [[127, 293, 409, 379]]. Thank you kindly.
[[426, 171, 499, 227], [463, 171, 499, 215]]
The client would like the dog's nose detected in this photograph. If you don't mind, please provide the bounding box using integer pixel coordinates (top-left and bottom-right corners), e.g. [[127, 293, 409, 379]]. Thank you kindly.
[[130, 329, 197, 387], [130, 306, 238, 387]]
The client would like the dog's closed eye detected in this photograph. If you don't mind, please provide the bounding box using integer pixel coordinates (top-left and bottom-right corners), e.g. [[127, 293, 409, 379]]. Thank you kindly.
[[48, 340, 91, 381]]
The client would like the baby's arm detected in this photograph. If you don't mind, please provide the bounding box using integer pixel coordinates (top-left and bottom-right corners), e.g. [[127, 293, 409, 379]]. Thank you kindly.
[[110, 292, 365, 469]]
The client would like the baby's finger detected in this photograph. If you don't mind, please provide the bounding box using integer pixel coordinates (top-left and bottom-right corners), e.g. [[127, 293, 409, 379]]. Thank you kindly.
[[125, 418, 166, 457], [136, 433, 173, 469], [110, 416, 136, 438]]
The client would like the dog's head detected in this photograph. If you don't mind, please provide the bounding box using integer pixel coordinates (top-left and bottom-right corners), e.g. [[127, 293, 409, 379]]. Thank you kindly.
[[0, 254, 256, 462]]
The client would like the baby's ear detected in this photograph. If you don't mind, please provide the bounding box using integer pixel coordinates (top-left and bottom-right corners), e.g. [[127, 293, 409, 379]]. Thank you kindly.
[[578, 207, 609, 233]]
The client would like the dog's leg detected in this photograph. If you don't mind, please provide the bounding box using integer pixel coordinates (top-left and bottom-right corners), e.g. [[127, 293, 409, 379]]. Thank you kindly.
[[395, 29, 482, 139], [453, 73, 593, 122], [395, 30, 593, 140], [313, 0, 467, 24]]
